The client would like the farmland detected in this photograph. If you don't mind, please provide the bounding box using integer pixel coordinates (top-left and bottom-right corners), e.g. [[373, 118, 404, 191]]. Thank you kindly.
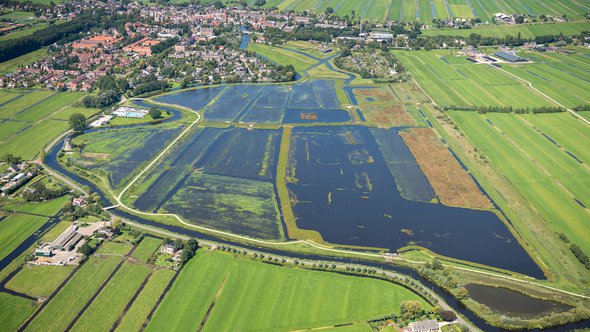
[[0, 213, 48, 261], [450, 111, 590, 255], [5, 265, 75, 298], [146, 251, 430, 331], [394, 50, 554, 108], [423, 22, 590, 38], [194, 0, 590, 21], [0, 90, 97, 160]]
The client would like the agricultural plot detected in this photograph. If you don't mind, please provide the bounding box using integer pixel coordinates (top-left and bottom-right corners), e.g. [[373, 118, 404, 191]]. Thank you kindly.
[[71, 262, 152, 332], [0, 292, 37, 331], [131, 237, 163, 262], [286, 126, 542, 276], [498, 50, 590, 108], [26, 255, 122, 332], [146, 251, 430, 331], [394, 50, 551, 108], [423, 22, 590, 38], [5, 265, 75, 298], [71, 125, 184, 188], [154, 86, 224, 111], [0, 49, 48, 75], [0, 90, 92, 160], [0, 213, 47, 261], [115, 268, 175, 332], [450, 111, 590, 255], [248, 42, 316, 73]]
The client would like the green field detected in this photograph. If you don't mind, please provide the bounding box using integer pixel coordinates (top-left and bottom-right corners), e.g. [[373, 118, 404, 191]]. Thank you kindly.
[[394, 50, 554, 108], [131, 237, 162, 262], [115, 268, 175, 332], [0, 90, 95, 160], [96, 241, 133, 256], [0, 213, 47, 261], [248, 42, 316, 74], [0, 292, 37, 331], [423, 22, 590, 38], [0, 49, 48, 75], [147, 251, 429, 331], [450, 111, 590, 256], [498, 49, 590, 108], [5, 265, 75, 298], [1, 196, 67, 217], [26, 256, 122, 332], [183, 0, 590, 21], [71, 262, 152, 332]]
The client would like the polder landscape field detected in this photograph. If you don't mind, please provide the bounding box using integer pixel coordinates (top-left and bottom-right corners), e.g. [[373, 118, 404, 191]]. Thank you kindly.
[[1, 0, 590, 331]]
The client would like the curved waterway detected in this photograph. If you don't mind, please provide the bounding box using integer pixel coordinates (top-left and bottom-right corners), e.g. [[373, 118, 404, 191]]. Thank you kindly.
[[43, 135, 590, 332]]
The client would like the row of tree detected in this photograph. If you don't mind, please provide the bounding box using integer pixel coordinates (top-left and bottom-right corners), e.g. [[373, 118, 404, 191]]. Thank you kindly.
[[442, 105, 565, 114]]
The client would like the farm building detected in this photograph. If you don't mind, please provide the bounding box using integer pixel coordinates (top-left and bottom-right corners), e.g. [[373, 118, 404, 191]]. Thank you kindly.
[[494, 51, 525, 62], [408, 319, 439, 332]]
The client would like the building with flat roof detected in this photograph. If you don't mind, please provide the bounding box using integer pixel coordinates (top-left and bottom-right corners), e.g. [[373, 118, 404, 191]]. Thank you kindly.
[[494, 51, 525, 62], [408, 319, 439, 332]]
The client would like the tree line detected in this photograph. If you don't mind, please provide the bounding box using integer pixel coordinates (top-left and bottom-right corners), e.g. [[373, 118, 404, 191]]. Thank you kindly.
[[440, 105, 565, 114]]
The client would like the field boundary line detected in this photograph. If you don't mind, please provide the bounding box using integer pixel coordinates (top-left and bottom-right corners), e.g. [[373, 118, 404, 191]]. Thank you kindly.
[[489, 64, 590, 126]]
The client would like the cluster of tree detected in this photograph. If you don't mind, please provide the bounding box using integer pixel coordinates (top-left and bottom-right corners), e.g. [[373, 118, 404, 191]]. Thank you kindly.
[[21, 182, 69, 202], [334, 46, 406, 81], [399, 300, 426, 321], [117, 223, 145, 244], [263, 26, 358, 44], [268, 64, 297, 82], [419, 259, 457, 289], [160, 238, 198, 266], [573, 104, 590, 111], [132, 74, 169, 96], [78, 242, 95, 256], [0, 11, 107, 62], [82, 90, 120, 108], [94, 76, 130, 94], [550, 234, 590, 296], [69, 113, 87, 131], [149, 107, 162, 119], [0, 153, 22, 164], [444, 105, 565, 114], [151, 37, 178, 54], [50, 55, 80, 70], [570, 243, 590, 269], [63, 192, 109, 221]]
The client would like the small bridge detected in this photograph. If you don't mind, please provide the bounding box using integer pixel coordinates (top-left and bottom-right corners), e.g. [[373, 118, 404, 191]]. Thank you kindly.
[[103, 204, 120, 210]]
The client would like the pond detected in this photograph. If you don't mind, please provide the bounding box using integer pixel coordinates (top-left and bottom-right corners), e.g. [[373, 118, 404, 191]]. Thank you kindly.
[[465, 284, 572, 317]]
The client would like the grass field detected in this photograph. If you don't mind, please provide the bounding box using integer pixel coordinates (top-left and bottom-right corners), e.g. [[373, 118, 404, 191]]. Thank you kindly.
[[96, 241, 133, 255], [147, 251, 429, 331], [5, 265, 75, 298], [0, 24, 49, 42], [394, 50, 554, 108], [115, 268, 175, 332], [248, 42, 316, 74], [423, 22, 590, 38], [1, 195, 68, 216], [0, 213, 47, 261], [450, 111, 590, 256], [26, 255, 122, 332], [177, 0, 590, 21], [0, 292, 37, 331], [71, 261, 152, 332], [131, 237, 162, 262], [0, 90, 95, 160], [0, 49, 48, 75], [498, 49, 590, 108]]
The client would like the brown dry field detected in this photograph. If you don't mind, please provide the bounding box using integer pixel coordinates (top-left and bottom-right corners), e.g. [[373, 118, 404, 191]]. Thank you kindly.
[[355, 87, 398, 103], [400, 127, 493, 210], [364, 106, 416, 127]]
